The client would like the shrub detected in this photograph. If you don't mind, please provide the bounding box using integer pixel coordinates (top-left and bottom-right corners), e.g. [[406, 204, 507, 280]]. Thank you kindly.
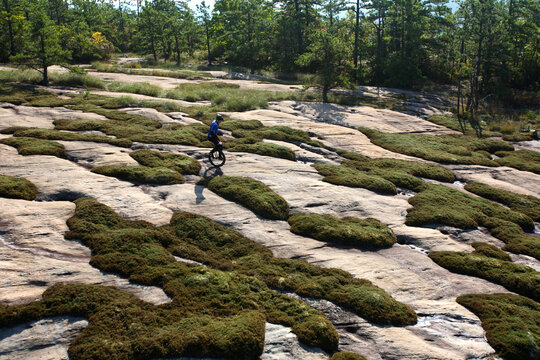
[[288, 213, 396, 248], [0, 174, 37, 200], [130, 149, 201, 175], [457, 293, 540, 360], [205, 176, 290, 220], [91, 165, 185, 185], [464, 182, 540, 222], [1, 136, 65, 157]]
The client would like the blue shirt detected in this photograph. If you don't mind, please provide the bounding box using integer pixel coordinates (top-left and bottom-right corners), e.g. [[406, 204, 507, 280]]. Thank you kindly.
[[208, 120, 219, 137]]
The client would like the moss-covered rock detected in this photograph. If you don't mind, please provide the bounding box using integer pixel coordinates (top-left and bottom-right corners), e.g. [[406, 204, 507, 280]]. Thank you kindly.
[[1, 136, 65, 157], [11, 127, 132, 148], [495, 149, 540, 174], [130, 149, 201, 175], [0, 174, 37, 200], [330, 352, 368, 360], [91, 165, 185, 185], [429, 249, 539, 301], [288, 213, 396, 248], [359, 127, 513, 166], [464, 182, 540, 222], [471, 242, 512, 261], [205, 176, 290, 220], [457, 293, 540, 360]]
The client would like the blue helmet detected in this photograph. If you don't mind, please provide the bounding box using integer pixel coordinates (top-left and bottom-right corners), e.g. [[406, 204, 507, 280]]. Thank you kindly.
[[216, 114, 224, 121]]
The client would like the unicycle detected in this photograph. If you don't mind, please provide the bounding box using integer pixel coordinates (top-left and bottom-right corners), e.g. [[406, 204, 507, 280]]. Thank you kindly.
[[208, 143, 226, 167]]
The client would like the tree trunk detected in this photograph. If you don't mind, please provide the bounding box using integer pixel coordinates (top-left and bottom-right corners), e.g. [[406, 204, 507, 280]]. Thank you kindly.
[[353, 0, 359, 82], [175, 36, 181, 65], [322, 85, 329, 103], [3, 0, 14, 57], [205, 23, 212, 66]]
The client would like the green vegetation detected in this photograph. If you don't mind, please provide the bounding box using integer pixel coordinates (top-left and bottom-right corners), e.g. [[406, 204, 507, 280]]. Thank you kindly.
[[288, 213, 396, 248], [91, 165, 185, 184], [106, 81, 163, 97], [204, 176, 290, 220], [227, 141, 297, 161], [429, 245, 539, 301], [0, 69, 106, 89], [0, 174, 37, 200], [314, 163, 397, 194], [495, 150, 540, 174], [464, 182, 540, 221], [457, 294, 540, 360], [330, 352, 368, 360], [0, 136, 65, 157], [406, 184, 540, 260], [359, 127, 514, 166], [91, 62, 212, 80], [0, 198, 417, 359], [130, 149, 201, 175], [232, 126, 324, 147], [5, 127, 132, 148], [471, 242, 512, 261]]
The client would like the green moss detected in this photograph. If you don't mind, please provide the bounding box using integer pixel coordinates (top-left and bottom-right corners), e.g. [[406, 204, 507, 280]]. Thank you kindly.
[[464, 182, 540, 222], [1, 136, 65, 157], [495, 150, 540, 174], [483, 218, 540, 261], [288, 213, 396, 248], [106, 81, 163, 97], [227, 141, 296, 161], [359, 127, 513, 166], [471, 242, 512, 261], [11, 127, 132, 148], [0, 174, 37, 200], [313, 163, 397, 194], [205, 176, 290, 220], [220, 119, 264, 131], [330, 352, 368, 360], [502, 133, 534, 142], [457, 293, 540, 360], [233, 126, 324, 148], [429, 248, 539, 301], [130, 149, 201, 175], [91, 165, 185, 185]]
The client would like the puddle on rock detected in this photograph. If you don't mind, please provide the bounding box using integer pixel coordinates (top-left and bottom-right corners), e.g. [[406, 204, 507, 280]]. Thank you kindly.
[[452, 181, 466, 188]]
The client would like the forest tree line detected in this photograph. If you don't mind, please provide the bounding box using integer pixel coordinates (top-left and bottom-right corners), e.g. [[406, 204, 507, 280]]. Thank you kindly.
[[1, 0, 538, 104]]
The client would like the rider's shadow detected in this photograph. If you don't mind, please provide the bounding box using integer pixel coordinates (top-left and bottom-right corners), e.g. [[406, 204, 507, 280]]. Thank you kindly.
[[195, 166, 223, 204]]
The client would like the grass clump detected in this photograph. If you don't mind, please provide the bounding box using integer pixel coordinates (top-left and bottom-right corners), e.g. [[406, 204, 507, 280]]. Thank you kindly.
[[330, 352, 367, 360], [407, 184, 540, 260], [359, 127, 513, 166], [471, 242, 512, 261], [91, 165, 185, 185], [0, 174, 37, 200], [495, 150, 540, 174], [429, 246, 539, 301], [204, 176, 290, 220], [220, 119, 264, 131], [9, 127, 132, 148], [1, 136, 65, 157], [233, 126, 324, 148], [130, 149, 201, 175], [464, 182, 540, 222], [313, 163, 398, 195], [227, 141, 297, 161], [106, 81, 163, 97], [288, 213, 396, 248], [0, 69, 106, 89], [457, 293, 540, 360]]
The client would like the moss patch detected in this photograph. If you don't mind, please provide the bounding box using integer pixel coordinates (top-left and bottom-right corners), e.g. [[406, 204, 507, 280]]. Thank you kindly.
[[330, 352, 368, 360], [227, 141, 296, 161], [91, 165, 185, 185], [457, 293, 540, 360], [359, 127, 513, 166], [495, 150, 540, 174], [204, 176, 290, 220], [288, 213, 396, 248], [0, 198, 417, 358], [0, 174, 37, 200], [130, 149, 201, 175], [7, 127, 132, 148], [429, 247, 539, 301], [1, 136, 65, 157], [471, 242, 512, 261], [464, 182, 540, 222], [233, 126, 324, 148]]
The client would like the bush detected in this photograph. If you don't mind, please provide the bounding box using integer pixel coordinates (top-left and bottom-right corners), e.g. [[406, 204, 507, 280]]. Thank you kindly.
[[0, 174, 37, 200], [288, 213, 396, 248], [205, 176, 290, 220], [1, 136, 65, 157], [130, 149, 201, 175], [464, 182, 540, 222], [91, 165, 185, 185], [457, 293, 540, 360]]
